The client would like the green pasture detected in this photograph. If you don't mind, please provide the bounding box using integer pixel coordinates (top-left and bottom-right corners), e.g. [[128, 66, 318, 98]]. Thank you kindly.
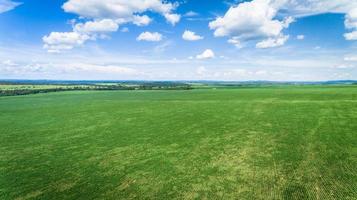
[[0, 86, 356, 199]]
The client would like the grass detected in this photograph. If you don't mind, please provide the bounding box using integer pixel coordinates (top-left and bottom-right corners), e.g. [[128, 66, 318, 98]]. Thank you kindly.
[[0, 86, 356, 199]]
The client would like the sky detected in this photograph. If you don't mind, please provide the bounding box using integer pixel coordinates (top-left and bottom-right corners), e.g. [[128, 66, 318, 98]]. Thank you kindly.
[[1, 0, 357, 81]]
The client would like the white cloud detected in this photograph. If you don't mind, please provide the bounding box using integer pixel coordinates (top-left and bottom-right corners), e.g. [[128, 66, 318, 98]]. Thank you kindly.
[[210, 0, 357, 47], [42, 32, 90, 53], [0, 0, 21, 14], [196, 49, 215, 59], [345, 8, 357, 29], [209, 0, 290, 43], [344, 31, 357, 40], [281, 1, 357, 40], [43, 0, 180, 52], [74, 19, 119, 34], [182, 30, 203, 41], [280, 0, 357, 17], [132, 15, 152, 26], [164, 13, 181, 25], [227, 37, 243, 48], [344, 8, 357, 40], [256, 35, 289, 49], [44, 19, 122, 53], [62, 0, 180, 25], [137, 32, 163, 42], [280, 1, 357, 41], [297, 35, 305, 40], [282, 16, 295, 28], [184, 11, 199, 17]]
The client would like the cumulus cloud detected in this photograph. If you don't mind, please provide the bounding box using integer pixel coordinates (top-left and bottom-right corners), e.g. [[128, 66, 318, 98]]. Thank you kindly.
[[46, 18, 130, 52], [137, 32, 163, 42], [344, 32, 357, 40], [196, 49, 215, 59], [344, 8, 357, 40], [182, 30, 203, 41], [74, 19, 119, 34], [209, 0, 292, 48], [62, 0, 180, 25], [43, 0, 180, 52], [164, 13, 181, 25], [256, 34, 289, 49], [44, 18, 123, 52], [209, 0, 279, 38], [210, 0, 357, 48], [132, 15, 152, 26], [345, 8, 357, 29], [0, 0, 21, 14], [42, 32, 90, 53]]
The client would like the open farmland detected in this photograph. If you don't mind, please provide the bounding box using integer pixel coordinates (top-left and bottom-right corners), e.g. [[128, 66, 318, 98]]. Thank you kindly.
[[0, 86, 356, 199]]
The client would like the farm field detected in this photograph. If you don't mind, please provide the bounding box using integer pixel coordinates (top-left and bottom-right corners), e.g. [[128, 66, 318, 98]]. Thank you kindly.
[[0, 86, 356, 199]]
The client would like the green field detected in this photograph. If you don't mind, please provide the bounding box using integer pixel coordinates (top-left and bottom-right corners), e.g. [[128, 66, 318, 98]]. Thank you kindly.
[[0, 86, 356, 199]]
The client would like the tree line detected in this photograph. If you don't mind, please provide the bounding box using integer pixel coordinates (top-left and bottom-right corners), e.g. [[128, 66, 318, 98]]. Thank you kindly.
[[0, 84, 192, 97]]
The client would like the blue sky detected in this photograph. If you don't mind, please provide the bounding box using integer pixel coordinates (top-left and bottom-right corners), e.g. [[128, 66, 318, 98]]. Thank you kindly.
[[1, 0, 357, 81]]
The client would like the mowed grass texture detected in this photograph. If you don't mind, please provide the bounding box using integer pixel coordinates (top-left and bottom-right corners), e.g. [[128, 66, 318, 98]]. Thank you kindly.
[[0, 86, 356, 199]]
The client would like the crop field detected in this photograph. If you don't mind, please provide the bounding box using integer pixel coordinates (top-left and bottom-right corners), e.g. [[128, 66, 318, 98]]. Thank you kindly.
[[0, 86, 356, 199]]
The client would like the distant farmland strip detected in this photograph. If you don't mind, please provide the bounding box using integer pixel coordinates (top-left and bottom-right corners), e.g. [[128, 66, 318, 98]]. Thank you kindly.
[[0, 83, 193, 96]]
